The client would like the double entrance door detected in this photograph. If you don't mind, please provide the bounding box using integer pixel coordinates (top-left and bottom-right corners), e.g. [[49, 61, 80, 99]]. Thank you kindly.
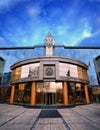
[[43, 93, 56, 105]]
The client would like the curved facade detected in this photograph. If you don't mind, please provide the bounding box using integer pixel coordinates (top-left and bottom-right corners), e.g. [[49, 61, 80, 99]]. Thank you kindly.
[[10, 33, 90, 105], [94, 55, 100, 84], [0, 56, 5, 85]]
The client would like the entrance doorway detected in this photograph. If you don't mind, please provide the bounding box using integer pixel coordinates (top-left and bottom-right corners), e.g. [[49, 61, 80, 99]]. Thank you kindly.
[[44, 93, 56, 105], [36, 82, 63, 105]]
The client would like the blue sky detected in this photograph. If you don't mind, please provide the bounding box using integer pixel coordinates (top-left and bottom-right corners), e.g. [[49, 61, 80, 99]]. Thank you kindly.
[[0, 0, 100, 47]]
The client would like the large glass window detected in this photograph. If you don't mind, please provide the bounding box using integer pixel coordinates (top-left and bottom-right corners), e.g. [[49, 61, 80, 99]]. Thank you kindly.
[[36, 82, 63, 105], [0, 48, 100, 85], [56, 82, 63, 104], [82, 69, 88, 80], [59, 62, 89, 81], [14, 82, 31, 104], [68, 82, 86, 104], [59, 63, 78, 77], [21, 63, 40, 78], [77, 66, 88, 80], [11, 67, 21, 80]]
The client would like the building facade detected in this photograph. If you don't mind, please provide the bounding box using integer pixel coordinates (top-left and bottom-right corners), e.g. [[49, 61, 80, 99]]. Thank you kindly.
[[94, 55, 100, 85], [2, 72, 11, 85], [10, 33, 90, 105], [0, 56, 5, 85]]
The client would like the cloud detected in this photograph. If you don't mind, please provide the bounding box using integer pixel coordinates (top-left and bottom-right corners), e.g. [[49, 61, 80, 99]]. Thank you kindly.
[[82, 31, 91, 38], [0, 0, 100, 47], [27, 6, 41, 17], [0, 37, 4, 41], [0, 0, 26, 13], [57, 26, 68, 36], [78, 30, 100, 46], [68, 19, 93, 45], [0, 36, 9, 46], [58, 20, 93, 46], [82, 23, 92, 38]]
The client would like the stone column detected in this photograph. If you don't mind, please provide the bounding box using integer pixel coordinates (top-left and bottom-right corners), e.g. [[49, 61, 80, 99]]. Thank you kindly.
[[63, 81, 69, 105], [30, 82, 36, 105], [84, 84, 90, 104], [10, 85, 15, 104]]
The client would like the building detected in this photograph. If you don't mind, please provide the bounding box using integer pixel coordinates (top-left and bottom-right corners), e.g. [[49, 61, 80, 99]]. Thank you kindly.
[[94, 55, 100, 85], [10, 33, 90, 105], [2, 72, 11, 85], [0, 56, 5, 85]]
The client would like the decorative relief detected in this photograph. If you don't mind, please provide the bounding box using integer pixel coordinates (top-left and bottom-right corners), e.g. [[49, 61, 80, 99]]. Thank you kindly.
[[28, 66, 39, 77], [44, 65, 55, 78], [45, 67, 54, 76]]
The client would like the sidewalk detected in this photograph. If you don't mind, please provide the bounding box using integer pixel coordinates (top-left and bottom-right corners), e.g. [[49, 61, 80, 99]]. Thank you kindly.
[[0, 103, 100, 130]]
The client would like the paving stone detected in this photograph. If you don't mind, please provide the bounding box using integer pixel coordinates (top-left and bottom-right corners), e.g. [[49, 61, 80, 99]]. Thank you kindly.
[[0, 103, 100, 130], [32, 118, 67, 130]]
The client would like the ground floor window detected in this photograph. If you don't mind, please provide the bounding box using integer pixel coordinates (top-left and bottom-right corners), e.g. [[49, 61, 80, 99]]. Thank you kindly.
[[14, 83, 31, 104], [36, 82, 63, 105], [13, 81, 87, 105], [68, 82, 86, 104]]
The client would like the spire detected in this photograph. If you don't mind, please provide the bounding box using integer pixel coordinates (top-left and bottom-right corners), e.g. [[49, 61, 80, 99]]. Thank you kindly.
[[45, 32, 54, 56], [46, 32, 53, 38], [45, 32, 55, 46]]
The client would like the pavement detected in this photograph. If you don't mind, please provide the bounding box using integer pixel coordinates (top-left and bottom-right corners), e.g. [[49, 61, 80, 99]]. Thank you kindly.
[[0, 103, 100, 130]]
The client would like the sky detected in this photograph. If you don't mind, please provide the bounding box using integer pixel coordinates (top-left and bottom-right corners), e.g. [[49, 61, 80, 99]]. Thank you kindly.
[[0, 0, 100, 47]]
